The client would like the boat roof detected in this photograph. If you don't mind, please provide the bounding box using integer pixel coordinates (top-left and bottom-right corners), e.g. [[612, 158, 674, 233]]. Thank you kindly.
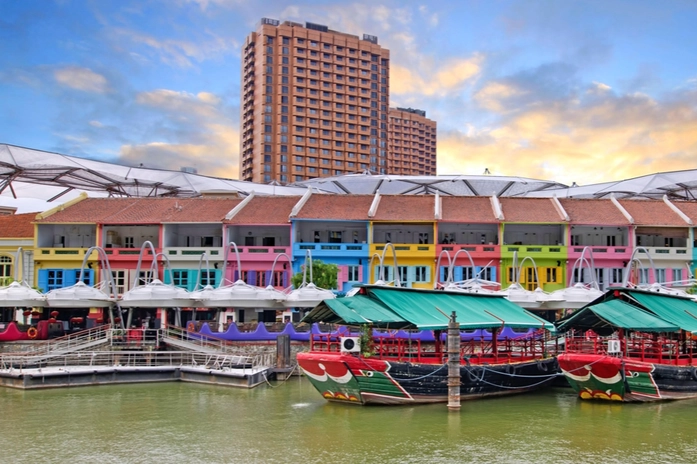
[[301, 285, 555, 331], [556, 288, 697, 333]]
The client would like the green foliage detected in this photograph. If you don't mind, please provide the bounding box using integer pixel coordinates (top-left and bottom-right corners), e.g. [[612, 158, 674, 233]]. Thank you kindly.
[[291, 260, 339, 290], [359, 324, 374, 357], [0, 277, 14, 286]]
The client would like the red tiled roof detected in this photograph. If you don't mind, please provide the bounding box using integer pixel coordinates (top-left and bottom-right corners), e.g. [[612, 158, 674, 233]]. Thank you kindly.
[[293, 195, 373, 220], [498, 198, 563, 222], [559, 199, 631, 225], [225, 196, 300, 224], [37, 198, 242, 224], [441, 197, 497, 222], [668, 201, 697, 225], [371, 195, 436, 221], [618, 199, 686, 226], [0, 212, 36, 238]]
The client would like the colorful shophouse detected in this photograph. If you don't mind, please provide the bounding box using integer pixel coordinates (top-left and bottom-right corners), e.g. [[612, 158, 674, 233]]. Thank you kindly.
[[224, 193, 299, 322], [498, 197, 567, 292], [617, 198, 694, 286], [290, 191, 372, 293], [368, 194, 436, 289], [560, 198, 633, 290], [437, 196, 501, 287]]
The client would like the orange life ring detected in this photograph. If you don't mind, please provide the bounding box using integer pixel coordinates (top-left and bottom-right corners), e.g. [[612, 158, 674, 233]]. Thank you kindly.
[[27, 327, 38, 339], [187, 321, 196, 332]]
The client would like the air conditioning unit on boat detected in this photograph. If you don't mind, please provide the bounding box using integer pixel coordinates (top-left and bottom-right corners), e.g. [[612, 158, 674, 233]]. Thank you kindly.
[[607, 339, 621, 354], [340, 337, 361, 354]]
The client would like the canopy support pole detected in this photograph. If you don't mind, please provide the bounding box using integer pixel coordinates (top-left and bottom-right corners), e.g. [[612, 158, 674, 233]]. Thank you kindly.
[[447, 311, 461, 411]]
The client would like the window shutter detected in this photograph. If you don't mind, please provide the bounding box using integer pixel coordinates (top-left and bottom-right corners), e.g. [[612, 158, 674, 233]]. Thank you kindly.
[[64, 270, 77, 288], [425, 266, 431, 283], [282, 271, 288, 288], [248, 270, 257, 285], [337, 265, 348, 284], [265, 271, 272, 287], [407, 267, 416, 286], [38, 270, 48, 293], [358, 265, 363, 282]]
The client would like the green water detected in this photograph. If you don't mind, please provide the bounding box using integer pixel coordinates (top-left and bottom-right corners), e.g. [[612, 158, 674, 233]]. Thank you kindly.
[[2, 379, 696, 463]]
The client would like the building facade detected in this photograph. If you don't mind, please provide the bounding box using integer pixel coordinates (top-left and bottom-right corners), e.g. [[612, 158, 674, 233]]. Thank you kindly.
[[1, 194, 696, 325], [240, 18, 391, 184], [388, 107, 437, 176]]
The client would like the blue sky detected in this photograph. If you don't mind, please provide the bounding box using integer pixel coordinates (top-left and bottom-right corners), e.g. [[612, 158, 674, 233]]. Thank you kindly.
[[1, 0, 696, 186]]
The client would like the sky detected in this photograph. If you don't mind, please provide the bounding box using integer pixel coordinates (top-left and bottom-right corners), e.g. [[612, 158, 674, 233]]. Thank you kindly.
[[1, 0, 696, 187]]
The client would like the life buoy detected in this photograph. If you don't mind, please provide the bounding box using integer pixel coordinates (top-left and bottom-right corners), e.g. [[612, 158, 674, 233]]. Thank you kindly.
[[27, 327, 38, 339], [187, 321, 196, 332], [691, 366, 697, 382], [538, 360, 549, 372]]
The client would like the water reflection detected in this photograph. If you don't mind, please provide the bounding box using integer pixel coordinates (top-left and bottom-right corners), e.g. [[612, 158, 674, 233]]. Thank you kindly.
[[1, 381, 697, 463]]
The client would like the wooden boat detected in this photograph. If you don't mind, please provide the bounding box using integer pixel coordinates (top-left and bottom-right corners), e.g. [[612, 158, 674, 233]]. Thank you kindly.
[[297, 285, 559, 405], [556, 288, 697, 402]]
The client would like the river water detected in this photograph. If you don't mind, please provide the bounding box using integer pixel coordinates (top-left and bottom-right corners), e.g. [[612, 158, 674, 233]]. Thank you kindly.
[[2, 378, 696, 463]]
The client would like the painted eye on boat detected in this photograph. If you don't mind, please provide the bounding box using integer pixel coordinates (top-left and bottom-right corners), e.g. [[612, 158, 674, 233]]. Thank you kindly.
[[363, 371, 374, 377]]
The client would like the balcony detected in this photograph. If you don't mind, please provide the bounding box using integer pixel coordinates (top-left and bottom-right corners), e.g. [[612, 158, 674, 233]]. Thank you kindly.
[[370, 243, 434, 259], [293, 242, 368, 258], [636, 247, 690, 260], [501, 245, 565, 257], [236, 246, 292, 262], [436, 244, 499, 259], [568, 246, 632, 260]]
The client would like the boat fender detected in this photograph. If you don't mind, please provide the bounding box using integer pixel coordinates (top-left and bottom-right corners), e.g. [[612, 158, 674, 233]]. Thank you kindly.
[[27, 327, 38, 339], [691, 366, 697, 382], [504, 364, 514, 375], [537, 360, 548, 372], [187, 321, 195, 332], [467, 367, 480, 383]]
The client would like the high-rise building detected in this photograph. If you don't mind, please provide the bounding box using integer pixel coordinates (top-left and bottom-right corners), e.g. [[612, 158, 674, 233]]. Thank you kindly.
[[240, 18, 391, 184], [388, 107, 437, 176]]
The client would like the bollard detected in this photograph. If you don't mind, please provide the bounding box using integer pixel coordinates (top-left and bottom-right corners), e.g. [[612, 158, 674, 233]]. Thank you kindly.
[[447, 311, 461, 411], [277, 334, 291, 369]]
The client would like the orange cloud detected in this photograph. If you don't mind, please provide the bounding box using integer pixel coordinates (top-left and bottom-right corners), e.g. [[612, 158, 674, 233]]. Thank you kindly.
[[438, 91, 697, 186]]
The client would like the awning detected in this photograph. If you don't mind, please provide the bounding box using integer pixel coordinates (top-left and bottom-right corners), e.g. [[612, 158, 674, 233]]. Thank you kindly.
[[366, 287, 553, 331], [302, 285, 555, 331], [627, 291, 697, 333], [308, 296, 410, 327], [556, 299, 680, 333]]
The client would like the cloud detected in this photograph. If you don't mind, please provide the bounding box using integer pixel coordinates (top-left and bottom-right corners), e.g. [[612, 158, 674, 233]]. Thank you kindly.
[[111, 28, 238, 68], [392, 54, 483, 97], [53, 66, 109, 93], [117, 88, 240, 177], [437, 87, 697, 185]]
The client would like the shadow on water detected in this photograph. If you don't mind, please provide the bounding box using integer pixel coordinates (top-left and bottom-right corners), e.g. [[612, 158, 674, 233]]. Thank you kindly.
[[2, 380, 697, 463]]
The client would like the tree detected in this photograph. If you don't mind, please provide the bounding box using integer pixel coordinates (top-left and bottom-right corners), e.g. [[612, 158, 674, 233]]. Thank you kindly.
[[291, 260, 338, 290]]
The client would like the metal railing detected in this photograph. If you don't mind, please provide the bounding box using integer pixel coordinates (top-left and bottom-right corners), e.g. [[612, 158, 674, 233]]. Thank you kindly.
[[161, 326, 244, 354], [0, 350, 276, 372], [13, 325, 112, 357]]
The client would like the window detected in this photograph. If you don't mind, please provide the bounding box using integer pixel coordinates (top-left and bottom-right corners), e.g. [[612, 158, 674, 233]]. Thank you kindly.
[[47, 270, 64, 291], [347, 265, 359, 282], [398, 266, 408, 285], [414, 266, 428, 282], [172, 270, 189, 289], [0, 256, 10, 279], [610, 268, 624, 285], [197, 270, 215, 287], [111, 270, 126, 295], [655, 268, 666, 284]]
